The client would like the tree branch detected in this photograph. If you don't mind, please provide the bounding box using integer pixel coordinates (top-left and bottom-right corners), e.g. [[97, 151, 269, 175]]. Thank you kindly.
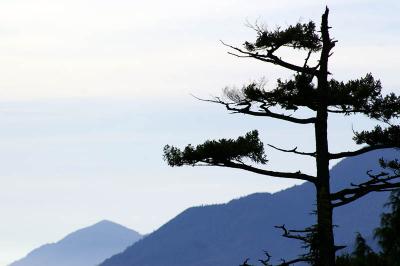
[[329, 145, 396, 159], [277, 257, 312, 266], [303, 50, 313, 69], [332, 183, 400, 208], [193, 96, 316, 124], [259, 252, 272, 266], [239, 106, 316, 124], [219, 161, 316, 183], [221, 41, 319, 76], [327, 108, 366, 114], [268, 144, 316, 157], [331, 171, 400, 208], [240, 258, 252, 266], [274, 224, 311, 243], [241, 255, 311, 266]]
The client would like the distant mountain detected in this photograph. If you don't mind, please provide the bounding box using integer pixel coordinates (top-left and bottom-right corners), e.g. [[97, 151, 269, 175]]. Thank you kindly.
[[10, 220, 142, 266], [100, 149, 398, 266]]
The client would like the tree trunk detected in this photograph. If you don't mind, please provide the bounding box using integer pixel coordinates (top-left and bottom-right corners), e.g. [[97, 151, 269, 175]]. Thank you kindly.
[[314, 108, 335, 266], [315, 8, 336, 266]]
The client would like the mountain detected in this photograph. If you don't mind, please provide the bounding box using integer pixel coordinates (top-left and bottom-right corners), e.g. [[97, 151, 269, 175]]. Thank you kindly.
[[10, 220, 142, 266], [100, 149, 398, 266]]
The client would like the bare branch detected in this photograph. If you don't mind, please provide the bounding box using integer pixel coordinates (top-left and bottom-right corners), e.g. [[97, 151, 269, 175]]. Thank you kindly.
[[237, 106, 316, 124], [331, 170, 400, 208], [221, 161, 316, 183], [329, 145, 396, 159], [303, 50, 313, 68], [268, 144, 316, 157], [332, 184, 400, 208], [274, 224, 310, 243], [259, 251, 272, 266], [227, 52, 253, 58], [240, 258, 252, 266], [277, 257, 312, 266]]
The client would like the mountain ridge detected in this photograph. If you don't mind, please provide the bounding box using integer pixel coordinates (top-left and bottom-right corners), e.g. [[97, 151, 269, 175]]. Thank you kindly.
[[101, 149, 398, 266]]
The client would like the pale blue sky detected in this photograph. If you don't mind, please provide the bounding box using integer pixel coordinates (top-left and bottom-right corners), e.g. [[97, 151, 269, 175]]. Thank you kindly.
[[1, 1, 399, 265]]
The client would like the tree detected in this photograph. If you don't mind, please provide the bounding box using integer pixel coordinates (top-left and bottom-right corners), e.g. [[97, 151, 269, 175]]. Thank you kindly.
[[335, 233, 383, 266], [374, 188, 400, 266], [163, 7, 400, 266], [335, 189, 400, 266]]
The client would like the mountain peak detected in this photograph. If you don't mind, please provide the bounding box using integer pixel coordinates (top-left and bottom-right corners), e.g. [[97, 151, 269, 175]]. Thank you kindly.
[[10, 220, 142, 266], [91, 220, 132, 230], [97, 219, 114, 225]]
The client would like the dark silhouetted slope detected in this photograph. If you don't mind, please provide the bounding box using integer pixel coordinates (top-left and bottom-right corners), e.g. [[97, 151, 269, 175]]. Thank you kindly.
[[10, 220, 142, 266], [101, 149, 398, 266]]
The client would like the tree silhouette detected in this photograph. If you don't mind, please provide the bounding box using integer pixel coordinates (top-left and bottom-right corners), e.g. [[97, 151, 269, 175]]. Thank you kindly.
[[335, 233, 383, 266], [335, 189, 400, 266], [374, 189, 400, 266], [163, 7, 400, 266]]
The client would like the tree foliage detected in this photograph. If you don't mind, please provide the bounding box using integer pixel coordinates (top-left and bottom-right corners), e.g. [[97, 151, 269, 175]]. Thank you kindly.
[[354, 125, 400, 146], [163, 130, 267, 166], [374, 190, 400, 266], [335, 190, 400, 266], [245, 21, 322, 52], [335, 233, 383, 266]]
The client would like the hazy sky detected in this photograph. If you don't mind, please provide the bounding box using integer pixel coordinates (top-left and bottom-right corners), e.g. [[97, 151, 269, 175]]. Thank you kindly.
[[1, 0, 400, 265]]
